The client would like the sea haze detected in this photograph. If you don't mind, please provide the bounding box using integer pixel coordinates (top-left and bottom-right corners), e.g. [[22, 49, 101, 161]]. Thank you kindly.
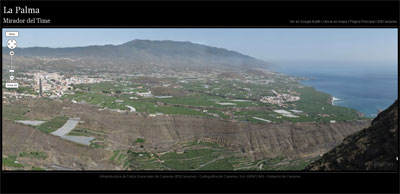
[[273, 62, 398, 118]]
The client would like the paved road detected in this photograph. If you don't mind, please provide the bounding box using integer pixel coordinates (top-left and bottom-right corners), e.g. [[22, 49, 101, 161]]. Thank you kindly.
[[48, 164, 76, 171], [126, 105, 136, 112], [15, 120, 46, 126], [61, 135, 95, 146], [51, 118, 80, 136], [50, 117, 96, 146], [252, 117, 272, 123], [195, 156, 224, 170]]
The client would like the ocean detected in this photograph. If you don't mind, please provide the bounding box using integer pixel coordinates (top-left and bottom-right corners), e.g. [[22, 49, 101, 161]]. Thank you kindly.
[[272, 62, 398, 118]]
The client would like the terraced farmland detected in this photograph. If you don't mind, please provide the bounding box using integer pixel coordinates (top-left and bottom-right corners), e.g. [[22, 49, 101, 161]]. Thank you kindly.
[[110, 141, 319, 171]]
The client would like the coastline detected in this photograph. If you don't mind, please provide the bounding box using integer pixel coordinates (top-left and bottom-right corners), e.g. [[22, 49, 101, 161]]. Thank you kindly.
[[274, 65, 396, 119], [330, 95, 366, 118]]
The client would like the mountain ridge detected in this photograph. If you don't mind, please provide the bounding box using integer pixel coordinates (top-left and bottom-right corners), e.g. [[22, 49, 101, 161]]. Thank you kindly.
[[2, 39, 268, 71]]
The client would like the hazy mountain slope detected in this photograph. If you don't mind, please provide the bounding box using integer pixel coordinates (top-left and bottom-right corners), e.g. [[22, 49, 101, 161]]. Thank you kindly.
[[305, 100, 398, 170], [2, 39, 268, 71]]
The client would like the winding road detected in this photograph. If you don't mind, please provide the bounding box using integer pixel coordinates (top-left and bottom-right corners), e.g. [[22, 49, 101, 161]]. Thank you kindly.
[[50, 118, 95, 145]]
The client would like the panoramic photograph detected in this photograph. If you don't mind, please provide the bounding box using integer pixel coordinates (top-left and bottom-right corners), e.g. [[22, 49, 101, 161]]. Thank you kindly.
[[2, 28, 398, 171]]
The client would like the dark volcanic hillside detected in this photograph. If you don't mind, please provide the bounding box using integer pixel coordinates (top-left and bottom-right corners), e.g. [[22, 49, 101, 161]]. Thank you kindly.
[[305, 100, 399, 171], [2, 39, 267, 71], [3, 98, 371, 170]]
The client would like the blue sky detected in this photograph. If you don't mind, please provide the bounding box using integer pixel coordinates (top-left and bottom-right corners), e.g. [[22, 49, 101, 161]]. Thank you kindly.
[[2, 28, 397, 65]]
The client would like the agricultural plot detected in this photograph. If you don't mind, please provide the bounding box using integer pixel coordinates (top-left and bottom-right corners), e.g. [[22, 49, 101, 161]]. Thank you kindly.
[[154, 94, 260, 108], [67, 128, 93, 137], [2, 153, 48, 170], [256, 156, 321, 170], [109, 141, 318, 171], [37, 116, 69, 134], [290, 86, 361, 121], [19, 151, 48, 160], [2, 155, 25, 169], [62, 77, 362, 124]]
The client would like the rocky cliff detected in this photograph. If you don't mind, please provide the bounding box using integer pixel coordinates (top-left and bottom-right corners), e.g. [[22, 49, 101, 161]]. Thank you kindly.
[[54, 100, 369, 159], [2, 99, 372, 170], [305, 100, 398, 170]]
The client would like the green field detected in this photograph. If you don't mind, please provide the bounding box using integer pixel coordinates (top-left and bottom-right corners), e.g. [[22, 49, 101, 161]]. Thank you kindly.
[[19, 151, 48, 160], [67, 127, 97, 137], [256, 156, 320, 170], [3, 154, 48, 170], [153, 95, 259, 108], [61, 76, 363, 124], [290, 86, 361, 121], [63, 91, 212, 117], [32, 166, 46, 170], [125, 151, 169, 170], [111, 141, 318, 171], [110, 150, 121, 162], [90, 142, 105, 148], [37, 116, 69, 133], [2, 155, 24, 168]]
